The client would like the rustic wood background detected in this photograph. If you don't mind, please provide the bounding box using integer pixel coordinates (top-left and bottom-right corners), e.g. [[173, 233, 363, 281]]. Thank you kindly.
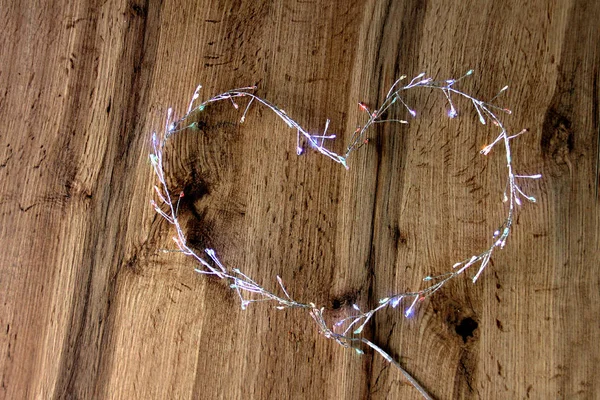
[[1, 0, 598, 399]]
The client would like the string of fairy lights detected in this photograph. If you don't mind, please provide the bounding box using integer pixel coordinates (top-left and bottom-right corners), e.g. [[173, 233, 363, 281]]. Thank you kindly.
[[149, 71, 540, 399]]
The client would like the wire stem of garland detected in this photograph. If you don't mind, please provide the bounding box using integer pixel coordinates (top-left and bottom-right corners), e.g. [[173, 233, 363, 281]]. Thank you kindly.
[[149, 71, 540, 399]]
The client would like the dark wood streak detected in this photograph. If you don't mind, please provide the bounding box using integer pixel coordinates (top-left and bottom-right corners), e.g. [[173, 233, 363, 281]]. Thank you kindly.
[[52, 0, 163, 398], [541, 1, 600, 399], [361, 0, 430, 397]]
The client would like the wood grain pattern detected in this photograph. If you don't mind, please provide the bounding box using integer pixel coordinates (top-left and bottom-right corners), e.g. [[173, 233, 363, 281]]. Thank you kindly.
[[1, 0, 598, 399]]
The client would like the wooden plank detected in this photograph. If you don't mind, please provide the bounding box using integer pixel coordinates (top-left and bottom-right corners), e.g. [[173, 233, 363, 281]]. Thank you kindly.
[[0, 0, 598, 399]]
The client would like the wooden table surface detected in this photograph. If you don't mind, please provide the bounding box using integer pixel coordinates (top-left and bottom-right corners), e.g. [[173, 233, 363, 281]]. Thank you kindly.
[[1, 0, 599, 399]]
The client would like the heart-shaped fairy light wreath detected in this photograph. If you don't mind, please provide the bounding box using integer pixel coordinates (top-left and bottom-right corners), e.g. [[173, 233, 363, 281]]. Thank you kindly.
[[149, 71, 540, 399]]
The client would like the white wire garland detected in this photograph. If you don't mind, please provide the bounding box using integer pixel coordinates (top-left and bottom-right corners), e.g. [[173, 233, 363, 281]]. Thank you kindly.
[[149, 71, 540, 399]]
